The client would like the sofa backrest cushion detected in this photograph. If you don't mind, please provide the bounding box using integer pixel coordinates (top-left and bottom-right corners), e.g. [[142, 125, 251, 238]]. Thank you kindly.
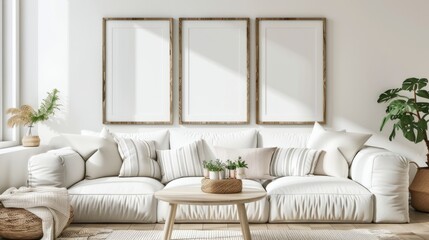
[[28, 147, 85, 188], [170, 129, 257, 160], [51, 134, 122, 179], [114, 130, 170, 150], [257, 129, 311, 148], [214, 147, 276, 179], [82, 128, 170, 150]]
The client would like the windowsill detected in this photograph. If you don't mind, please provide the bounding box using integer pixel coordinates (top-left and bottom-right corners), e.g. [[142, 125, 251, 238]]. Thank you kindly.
[[0, 141, 20, 150], [0, 145, 50, 155]]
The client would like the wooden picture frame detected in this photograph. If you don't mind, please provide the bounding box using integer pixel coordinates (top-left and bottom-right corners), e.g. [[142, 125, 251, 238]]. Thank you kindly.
[[102, 18, 173, 124], [179, 18, 250, 124], [256, 18, 326, 125]]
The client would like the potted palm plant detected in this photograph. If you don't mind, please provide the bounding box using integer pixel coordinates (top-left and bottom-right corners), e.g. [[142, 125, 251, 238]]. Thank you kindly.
[[378, 77, 429, 212], [7, 89, 60, 147]]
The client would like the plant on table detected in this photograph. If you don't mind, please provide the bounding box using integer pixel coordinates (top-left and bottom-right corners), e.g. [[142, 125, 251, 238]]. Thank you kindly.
[[235, 157, 247, 179], [6, 89, 60, 147], [226, 159, 237, 179], [205, 159, 225, 180]]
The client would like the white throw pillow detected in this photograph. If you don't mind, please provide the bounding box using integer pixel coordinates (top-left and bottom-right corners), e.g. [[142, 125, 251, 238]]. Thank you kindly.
[[28, 147, 85, 188], [214, 147, 276, 179], [307, 122, 372, 178], [157, 140, 205, 183], [270, 148, 322, 177], [116, 137, 161, 179]]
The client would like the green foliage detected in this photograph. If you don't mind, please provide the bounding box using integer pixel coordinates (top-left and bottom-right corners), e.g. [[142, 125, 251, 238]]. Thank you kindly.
[[236, 157, 248, 168], [378, 78, 429, 144], [225, 160, 237, 170], [205, 159, 225, 172], [30, 89, 61, 125]]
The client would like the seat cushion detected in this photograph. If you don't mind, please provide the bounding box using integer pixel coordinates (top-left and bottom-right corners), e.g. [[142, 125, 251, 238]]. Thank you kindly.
[[157, 177, 269, 223], [266, 176, 373, 223], [68, 177, 164, 223]]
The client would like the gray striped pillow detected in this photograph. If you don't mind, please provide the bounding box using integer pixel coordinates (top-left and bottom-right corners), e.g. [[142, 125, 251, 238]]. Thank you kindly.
[[157, 140, 205, 183], [116, 137, 161, 179], [270, 148, 322, 176]]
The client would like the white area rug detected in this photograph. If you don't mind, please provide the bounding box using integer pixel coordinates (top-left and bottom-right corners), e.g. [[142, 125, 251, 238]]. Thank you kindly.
[[58, 229, 400, 240]]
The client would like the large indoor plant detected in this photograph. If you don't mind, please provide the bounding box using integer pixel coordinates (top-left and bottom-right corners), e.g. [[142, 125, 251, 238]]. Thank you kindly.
[[377, 77, 429, 212], [6, 89, 60, 147]]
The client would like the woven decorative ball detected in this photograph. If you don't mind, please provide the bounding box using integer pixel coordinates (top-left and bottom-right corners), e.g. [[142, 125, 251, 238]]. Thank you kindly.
[[201, 178, 242, 194], [0, 204, 74, 240]]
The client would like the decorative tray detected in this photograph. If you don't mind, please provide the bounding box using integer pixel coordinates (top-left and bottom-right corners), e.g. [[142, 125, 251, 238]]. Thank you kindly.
[[201, 178, 242, 194]]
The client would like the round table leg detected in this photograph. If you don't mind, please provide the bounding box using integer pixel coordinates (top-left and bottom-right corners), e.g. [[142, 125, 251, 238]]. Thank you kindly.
[[163, 203, 177, 240], [237, 203, 251, 240]]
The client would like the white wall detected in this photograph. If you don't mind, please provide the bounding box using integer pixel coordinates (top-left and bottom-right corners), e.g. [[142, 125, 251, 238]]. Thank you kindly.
[[21, 0, 429, 165]]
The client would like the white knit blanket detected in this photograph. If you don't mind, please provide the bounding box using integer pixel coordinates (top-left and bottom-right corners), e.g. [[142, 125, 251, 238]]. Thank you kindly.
[[0, 186, 70, 240]]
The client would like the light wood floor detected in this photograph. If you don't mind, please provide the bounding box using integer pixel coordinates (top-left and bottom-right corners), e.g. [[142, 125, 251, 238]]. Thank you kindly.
[[69, 208, 429, 240]]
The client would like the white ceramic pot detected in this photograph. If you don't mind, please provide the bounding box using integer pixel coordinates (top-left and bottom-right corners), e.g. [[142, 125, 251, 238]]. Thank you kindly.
[[229, 169, 236, 179], [236, 168, 246, 179], [219, 170, 226, 180], [209, 171, 219, 180], [203, 168, 209, 178]]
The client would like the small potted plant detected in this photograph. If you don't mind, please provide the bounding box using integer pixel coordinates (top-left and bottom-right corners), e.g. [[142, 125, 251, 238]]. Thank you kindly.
[[225, 160, 237, 179], [202, 160, 210, 178], [235, 157, 248, 179], [6, 89, 60, 147], [206, 160, 224, 180]]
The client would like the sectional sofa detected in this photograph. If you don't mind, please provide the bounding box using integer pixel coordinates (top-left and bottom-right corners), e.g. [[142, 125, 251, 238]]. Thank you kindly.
[[26, 128, 410, 224]]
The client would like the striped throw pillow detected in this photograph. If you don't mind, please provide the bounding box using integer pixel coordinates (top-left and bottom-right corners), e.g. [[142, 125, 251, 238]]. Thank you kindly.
[[157, 140, 205, 183], [116, 137, 161, 179], [270, 148, 322, 176]]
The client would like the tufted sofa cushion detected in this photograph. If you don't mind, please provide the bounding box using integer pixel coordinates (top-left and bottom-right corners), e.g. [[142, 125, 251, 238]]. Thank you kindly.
[[266, 176, 373, 223], [68, 177, 164, 223]]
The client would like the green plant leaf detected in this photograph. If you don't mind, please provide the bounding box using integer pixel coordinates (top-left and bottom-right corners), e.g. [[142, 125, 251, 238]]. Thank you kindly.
[[389, 124, 396, 141], [377, 88, 402, 103], [417, 102, 429, 113], [417, 89, 429, 99], [402, 78, 428, 91]]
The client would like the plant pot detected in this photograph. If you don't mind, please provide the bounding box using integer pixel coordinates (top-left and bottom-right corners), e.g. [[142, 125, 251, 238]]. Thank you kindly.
[[224, 169, 230, 179], [209, 171, 219, 180], [203, 168, 209, 178], [22, 136, 40, 147], [236, 168, 246, 179], [229, 169, 236, 179], [410, 167, 429, 212], [219, 170, 225, 180]]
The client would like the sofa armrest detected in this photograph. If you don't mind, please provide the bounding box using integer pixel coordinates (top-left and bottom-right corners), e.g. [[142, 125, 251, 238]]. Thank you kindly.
[[350, 146, 409, 223], [28, 147, 85, 188]]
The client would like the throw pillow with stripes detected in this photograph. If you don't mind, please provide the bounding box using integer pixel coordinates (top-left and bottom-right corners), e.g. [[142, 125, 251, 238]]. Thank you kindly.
[[270, 148, 322, 176], [116, 137, 161, 179], [157, 140, 205, 183]]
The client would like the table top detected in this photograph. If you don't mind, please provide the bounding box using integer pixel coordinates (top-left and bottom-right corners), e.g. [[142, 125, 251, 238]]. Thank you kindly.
[[154, 186, 267, 205]]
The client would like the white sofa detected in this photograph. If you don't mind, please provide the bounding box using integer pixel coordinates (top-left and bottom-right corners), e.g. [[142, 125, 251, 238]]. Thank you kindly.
[[27, 129, 410, 223]]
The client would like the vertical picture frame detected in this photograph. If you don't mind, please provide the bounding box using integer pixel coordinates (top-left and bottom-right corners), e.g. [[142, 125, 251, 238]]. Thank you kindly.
[[256, 18, 326, 125], [103, 18, 173, 124], [179, 18, 250, 124]]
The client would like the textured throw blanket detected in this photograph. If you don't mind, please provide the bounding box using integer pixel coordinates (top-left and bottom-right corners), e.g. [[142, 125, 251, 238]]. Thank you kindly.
[[0, 186, 70, 240]]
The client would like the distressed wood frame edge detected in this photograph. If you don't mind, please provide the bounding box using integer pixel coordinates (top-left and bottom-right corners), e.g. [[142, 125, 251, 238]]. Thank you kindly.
[[102, 17, 174, 125], [179, 17, 251, 125], [255, 17, 327, 125]]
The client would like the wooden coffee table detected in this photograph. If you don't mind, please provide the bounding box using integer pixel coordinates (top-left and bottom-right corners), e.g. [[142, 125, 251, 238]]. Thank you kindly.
[[154, 186, 266, 240]]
